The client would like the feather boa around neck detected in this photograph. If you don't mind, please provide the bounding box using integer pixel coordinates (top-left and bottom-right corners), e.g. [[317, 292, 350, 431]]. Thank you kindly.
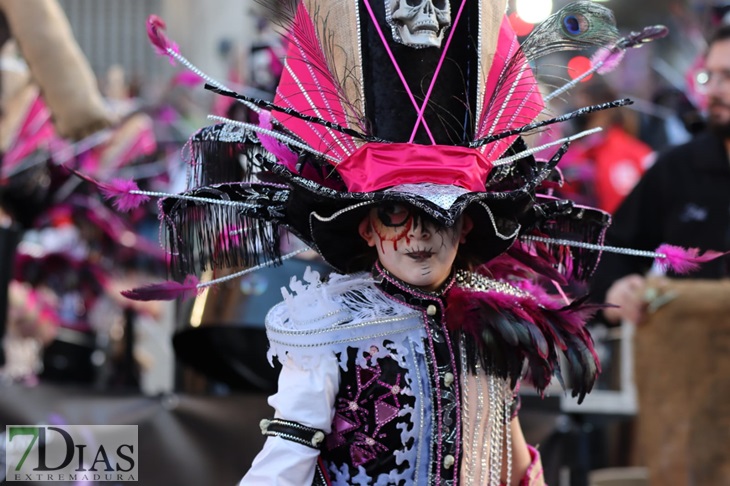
[[445, 271, 601, 403]]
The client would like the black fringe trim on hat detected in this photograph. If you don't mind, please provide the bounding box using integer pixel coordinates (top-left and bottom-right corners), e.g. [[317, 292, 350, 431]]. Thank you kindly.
[[485, 137, 537, 191], [160, 183, 289, 276], [188, 124, 275, 188], [526, 203, 611, 282]]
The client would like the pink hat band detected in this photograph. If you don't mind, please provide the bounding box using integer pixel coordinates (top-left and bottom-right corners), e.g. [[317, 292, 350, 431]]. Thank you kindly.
[[335, 143, 493, 194]]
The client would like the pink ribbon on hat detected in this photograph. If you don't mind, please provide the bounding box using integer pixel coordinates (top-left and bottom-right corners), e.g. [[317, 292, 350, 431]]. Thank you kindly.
[[335, 143, 493, 194]]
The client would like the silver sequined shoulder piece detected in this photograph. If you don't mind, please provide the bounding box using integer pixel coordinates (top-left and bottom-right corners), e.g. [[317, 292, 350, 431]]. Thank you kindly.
[[454, 270, 527, 298]]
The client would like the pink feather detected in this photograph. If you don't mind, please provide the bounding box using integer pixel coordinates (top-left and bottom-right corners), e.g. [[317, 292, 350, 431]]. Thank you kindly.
[[272, 3, 358, 162], [477, 18, 544, 160], [256, 111, 298, 171], [655, 244, 727, 274], [592, 25, 668, 76], [121, 275, 201, 301], [590, 47, 625, 75], [146, 15, 179, 64], [172, 70, 204, 87], [100, 179, 151, 212], [64, 166, 150, 212]]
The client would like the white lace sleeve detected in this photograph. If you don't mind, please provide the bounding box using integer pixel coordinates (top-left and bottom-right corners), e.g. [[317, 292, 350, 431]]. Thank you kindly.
[[265, 270, 422, 370], [238, 353, 340, 485]]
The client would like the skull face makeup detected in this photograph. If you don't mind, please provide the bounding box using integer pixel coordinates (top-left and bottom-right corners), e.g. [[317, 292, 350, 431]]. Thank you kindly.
[[387, 0, 452, 49], [358, 203, 472, 291]]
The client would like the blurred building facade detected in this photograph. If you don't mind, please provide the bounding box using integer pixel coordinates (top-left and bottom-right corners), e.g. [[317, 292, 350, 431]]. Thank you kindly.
[[57, 0, 258, 88]]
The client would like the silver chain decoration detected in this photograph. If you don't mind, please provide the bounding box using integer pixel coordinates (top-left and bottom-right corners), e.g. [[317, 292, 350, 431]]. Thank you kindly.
[[522, 234, 665, 259]]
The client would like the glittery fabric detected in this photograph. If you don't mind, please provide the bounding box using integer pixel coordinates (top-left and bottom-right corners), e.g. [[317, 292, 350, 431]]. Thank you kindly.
[[373, 263, 462, 485], [384, 183, 470, 211], [325, 347, 418, 477], [264, 266, 544, 485]]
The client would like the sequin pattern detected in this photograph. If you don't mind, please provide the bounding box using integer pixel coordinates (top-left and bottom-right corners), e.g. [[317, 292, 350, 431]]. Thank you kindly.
[[324, 346, 417, 477], [265, 267, 537, 485]]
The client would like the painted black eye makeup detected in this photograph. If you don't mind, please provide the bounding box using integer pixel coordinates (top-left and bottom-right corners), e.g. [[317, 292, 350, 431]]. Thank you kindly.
[[375, 204, 449, 235], [376, 203, 412, 227]]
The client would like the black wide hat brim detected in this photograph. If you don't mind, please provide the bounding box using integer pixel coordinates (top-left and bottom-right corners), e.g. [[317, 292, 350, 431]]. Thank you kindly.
[[299, 188, 527, 274], [282, 166, 611, 278], [158, 156, 609, 279]]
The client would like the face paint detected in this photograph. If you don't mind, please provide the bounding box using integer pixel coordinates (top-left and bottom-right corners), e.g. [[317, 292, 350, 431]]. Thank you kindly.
[[373, 204, 414, 252], [360, 204, 467, 291]]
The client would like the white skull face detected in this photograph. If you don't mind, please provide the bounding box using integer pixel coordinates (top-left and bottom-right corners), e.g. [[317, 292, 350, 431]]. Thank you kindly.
[[387, 0, 452, 49]]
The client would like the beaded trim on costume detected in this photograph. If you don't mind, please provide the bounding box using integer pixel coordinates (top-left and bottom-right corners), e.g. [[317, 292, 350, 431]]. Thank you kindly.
[[259, 418, 326, 449], [455, 269, 527, 296]]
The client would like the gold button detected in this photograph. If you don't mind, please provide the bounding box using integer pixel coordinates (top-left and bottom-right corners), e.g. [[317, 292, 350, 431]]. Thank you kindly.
[[444, 454, 455, 469], [426, 305, 437, 316], [444, 372, 454, 387]]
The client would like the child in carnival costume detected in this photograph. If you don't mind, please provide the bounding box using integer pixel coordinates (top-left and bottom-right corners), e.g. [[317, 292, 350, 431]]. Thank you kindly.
[[107, 1, 681, 484]]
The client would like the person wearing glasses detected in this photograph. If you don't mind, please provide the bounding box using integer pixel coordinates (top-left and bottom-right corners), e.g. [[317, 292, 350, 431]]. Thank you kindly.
[[592, 24, 730, 325]]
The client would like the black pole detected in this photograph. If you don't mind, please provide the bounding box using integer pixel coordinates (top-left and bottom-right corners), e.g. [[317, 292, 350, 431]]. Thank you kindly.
[[0, 224, 21, 367], [117, 307, 139, 389]]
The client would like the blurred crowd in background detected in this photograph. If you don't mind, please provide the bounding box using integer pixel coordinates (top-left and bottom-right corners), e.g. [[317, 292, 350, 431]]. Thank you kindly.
[[0, 0, 290, 395]]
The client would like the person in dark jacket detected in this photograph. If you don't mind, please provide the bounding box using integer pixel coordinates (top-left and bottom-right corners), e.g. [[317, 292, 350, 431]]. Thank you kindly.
[[591, 25, 730, 325]]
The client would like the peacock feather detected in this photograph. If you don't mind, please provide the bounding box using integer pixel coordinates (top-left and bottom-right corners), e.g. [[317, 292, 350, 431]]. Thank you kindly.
[[520, 1, 621, 62]]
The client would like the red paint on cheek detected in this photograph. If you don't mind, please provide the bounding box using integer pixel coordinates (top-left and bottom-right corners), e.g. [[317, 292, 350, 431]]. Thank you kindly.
[[373, 217, 412, 252]]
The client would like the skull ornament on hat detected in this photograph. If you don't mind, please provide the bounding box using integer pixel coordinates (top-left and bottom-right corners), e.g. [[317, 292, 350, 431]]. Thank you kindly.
[[387, 0, 453, 48]]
